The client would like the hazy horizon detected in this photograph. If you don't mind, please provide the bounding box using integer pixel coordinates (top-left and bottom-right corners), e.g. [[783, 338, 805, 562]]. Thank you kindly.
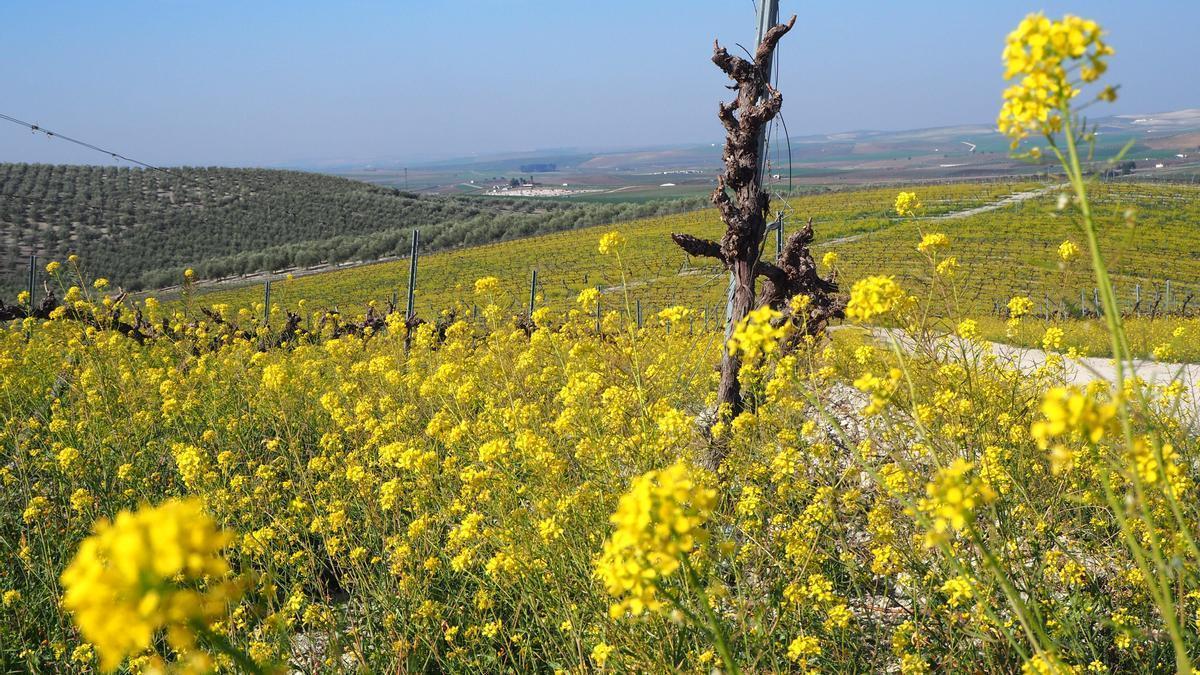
[[2, 0, 1198, 168]]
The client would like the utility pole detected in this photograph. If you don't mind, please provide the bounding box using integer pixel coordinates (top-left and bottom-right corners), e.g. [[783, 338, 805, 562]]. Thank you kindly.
[[723, 0, 781, 342], [754, 0, 780, 170]]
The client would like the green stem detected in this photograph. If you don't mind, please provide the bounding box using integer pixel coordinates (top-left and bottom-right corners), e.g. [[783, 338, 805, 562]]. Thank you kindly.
[[683, 557, 740, 675], [1056, 113, 1193, 674]]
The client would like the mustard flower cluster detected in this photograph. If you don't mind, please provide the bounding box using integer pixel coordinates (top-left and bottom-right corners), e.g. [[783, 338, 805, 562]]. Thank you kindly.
[[1007, 295, 1034, 319], [918, 459, 996, 545], [59, 498, 240, 671], [1058, 239, 1080, 262], [998, 13, 1115, 148], [596, 462, 716, 618], [894, 191, 922, 217], [727, 305, 789, 361], [598, 231, 627, 255], [1031, 386, 1117, 474], [846, 275, 909, 323], [917, 232, 948, 254]]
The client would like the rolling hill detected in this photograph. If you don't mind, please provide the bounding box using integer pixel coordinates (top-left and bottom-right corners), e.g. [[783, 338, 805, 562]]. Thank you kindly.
[[187, 179, 1200, 327], [0, 164, 703, 296]]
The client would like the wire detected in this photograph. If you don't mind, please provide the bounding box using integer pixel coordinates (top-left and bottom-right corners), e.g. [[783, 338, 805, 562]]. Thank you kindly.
[[0, 112, 184, 179], [776, 110, 795, 202]]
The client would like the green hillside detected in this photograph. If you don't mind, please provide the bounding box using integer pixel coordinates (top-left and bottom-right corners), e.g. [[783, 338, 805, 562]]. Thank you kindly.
[[184, 179, 1200, 323], [0, 163, 702, 295]]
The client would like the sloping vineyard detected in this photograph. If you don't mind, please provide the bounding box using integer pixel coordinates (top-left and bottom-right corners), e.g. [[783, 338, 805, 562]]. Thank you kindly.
[[183, 180, 1200, 326]]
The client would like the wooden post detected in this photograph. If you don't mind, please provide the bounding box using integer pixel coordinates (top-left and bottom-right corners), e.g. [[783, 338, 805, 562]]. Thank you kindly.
[[636, 299, 642, 329], [595, 286, 602, 332]]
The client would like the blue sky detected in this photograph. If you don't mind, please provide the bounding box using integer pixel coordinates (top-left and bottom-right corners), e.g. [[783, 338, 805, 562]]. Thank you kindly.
[[1, 1, 1197, 167]]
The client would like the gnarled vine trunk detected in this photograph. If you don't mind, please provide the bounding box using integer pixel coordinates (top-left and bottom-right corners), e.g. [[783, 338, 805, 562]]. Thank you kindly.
[[671, 15, 845, 469]]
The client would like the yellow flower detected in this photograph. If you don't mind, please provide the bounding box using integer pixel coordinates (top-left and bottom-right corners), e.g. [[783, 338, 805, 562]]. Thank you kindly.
[[1032, 386, 1115, 445], [261, 363, 287, 391], [591, 642, 614, 668], [1007, 295, 1034, 319], [894, 191, 922, 217], [598, 231, 626, 255], [46, 261, 62, 274], [917, 232, 948, 253], [1058, 240, 1080, 262], [940, 575, 975, 608], [998, 13, 1113, 148], [60, 498, 240, 671], [846, 276, 908, 323], [824, 603, 853, 630], [576, 287, 600, 312], [57, 446, 81, 472], [821, 251, 840, 268], [2, 590, 20, 607], [473, 276, 501, 295], [1042, 326, 1064, 351], [23, 496, 50, 524], [787, 634, 821, 663], [656, 305, 690, 324], [93, 278, 110, 291], [935, 256, 959, 278], [171, 443, 206, 489], [70, 488, 94, 513], [1128, 437, 1187, 496], [727, 306, 789, 360], [1022, 652, 1079, 675], [956, 318, 979, 341], [596, 461, 716, 618], [918, 459, 995, 545]]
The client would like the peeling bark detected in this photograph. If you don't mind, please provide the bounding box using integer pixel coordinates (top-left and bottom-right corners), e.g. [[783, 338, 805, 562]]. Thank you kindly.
[[670, 15, 844, 470]]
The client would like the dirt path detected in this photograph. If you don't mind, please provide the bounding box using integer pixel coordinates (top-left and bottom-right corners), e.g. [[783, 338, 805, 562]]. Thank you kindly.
[[818, 184, 1064, 248], [928, 183, 1065, 220], [988, 340, 1200, 388], [858, 327, 1200, 424]]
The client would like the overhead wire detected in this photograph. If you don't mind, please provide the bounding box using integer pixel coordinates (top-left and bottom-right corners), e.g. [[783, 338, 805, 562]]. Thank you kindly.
[[0, 112, 185, 179]]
